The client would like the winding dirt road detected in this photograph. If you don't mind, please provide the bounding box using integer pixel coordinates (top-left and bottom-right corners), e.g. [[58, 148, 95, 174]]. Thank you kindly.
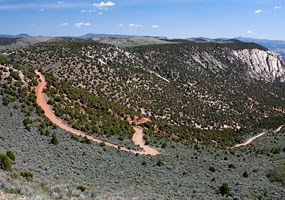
[[34, 71, 159, 156], [232, 125, 284, 148]]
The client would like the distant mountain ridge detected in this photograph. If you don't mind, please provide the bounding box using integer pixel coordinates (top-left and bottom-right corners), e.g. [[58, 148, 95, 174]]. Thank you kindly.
[[235, 37, 285, 49], [234, 37, 285, 59], [1, 33, 285, 59], [0, 33, 31, 38], [79, 33, 167, 40]]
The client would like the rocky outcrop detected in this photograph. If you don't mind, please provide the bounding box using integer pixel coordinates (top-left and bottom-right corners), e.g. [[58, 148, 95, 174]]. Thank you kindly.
[[232, 49, 285, 82]]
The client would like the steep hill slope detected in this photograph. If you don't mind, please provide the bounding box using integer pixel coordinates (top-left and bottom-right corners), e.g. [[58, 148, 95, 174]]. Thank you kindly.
[[8, 40, 285, 131]]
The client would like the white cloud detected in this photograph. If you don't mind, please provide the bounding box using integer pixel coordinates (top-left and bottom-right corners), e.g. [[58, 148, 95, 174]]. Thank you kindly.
[[74, 22, 91, 28], [118, 24, 124, 27], [274, 6, 281, 9], [247, 30, 253, 34], [93, 1, 115, 9], [39, 8, 45, 12], [61, 22, 69, 26], [255, 9, 263, 14], [129, 24, 143, 28], [98, 12, 103, 15], [151, 25, 159, 29], [57, 1, 64, 4], [81, 9, 96, 13]]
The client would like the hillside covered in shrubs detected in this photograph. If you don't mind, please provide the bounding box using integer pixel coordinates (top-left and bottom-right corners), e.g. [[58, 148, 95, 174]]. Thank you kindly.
[[0, 39, 284, 199]]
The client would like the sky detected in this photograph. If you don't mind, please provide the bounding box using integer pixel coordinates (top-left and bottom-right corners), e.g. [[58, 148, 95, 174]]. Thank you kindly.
[[0, 0, 284, 40]]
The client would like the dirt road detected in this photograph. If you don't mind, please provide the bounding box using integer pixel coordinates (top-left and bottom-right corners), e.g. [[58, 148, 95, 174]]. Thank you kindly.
[[232, 125, 284, 148], [35, 71, 159, 156]]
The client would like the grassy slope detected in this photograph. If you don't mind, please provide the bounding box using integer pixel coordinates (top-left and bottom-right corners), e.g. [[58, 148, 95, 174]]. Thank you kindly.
[[0, 97, 284, 199]]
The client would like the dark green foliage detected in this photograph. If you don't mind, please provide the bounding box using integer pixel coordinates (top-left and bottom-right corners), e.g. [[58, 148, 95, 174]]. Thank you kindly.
[[0, 55, 11, 65], [10, 71, 20, 81], [20, 171, 33, 182], [51, 133, 59, 145], [44, 130, 51, 136], [243, 171, 249, 178], [142, 160, 147, 166], [38, 127, 45, 135], [0, 154, 12, 171], [2, 96, 15, 106], [42, 72, 137, 139], [228, 164, 236, 169], [218, 183, 231, 196], [26, 125, 31, 132], [76, 185, 89, 192], [156, 160, 163, 166], [156, 122, 241, 146], [81, 136, 92, 144], [71, 134, 80, 141], [209, 166, 216, 172], [6, 150, 16, 161], [23, 117, 32, 131], [99, 142, 105, 147], [267, 165, 285, 185], [258, 115, 285, 130], [10, 171, 19, 179], [23, 117, 32, 125], [270, 147, 281, 154]]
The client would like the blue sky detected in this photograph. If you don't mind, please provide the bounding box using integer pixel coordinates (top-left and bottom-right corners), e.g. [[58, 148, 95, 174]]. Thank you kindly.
[[0, 0, 284, 39]]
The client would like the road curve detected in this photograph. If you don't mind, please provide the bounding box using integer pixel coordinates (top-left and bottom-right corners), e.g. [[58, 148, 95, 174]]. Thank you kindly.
[[34, 70, 159, 156], [232, 125, 284, 148]]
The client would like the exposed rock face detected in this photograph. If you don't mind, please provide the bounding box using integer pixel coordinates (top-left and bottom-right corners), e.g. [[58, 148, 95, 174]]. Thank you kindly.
[[232, 49, 285, 82]]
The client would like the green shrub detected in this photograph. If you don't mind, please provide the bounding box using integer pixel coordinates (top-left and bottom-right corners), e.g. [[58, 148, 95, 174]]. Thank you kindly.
[[209, 166, 216, 172], [71, 134, 80, 141], [2, 96, 15, 106], [25, 125, 31, 132], [228, 164, 236, 169], [81, 136, 92, 144], [243, 170, 249, 178], [76, 185, 89, 192], [6, 150, 16, 161], [118, 135, 124, 141], [161, 143, 167, 148], [271, 147, 281, 154], [10, 171, 19, 179], [218, 183, 231, 196], [0, 154, 12, 171], [142, 160, 147, 166], [99, 142, 106, 147], [20, 171, 33, 182], [23, 117, 32, 126], [44, 130, 50, 136], [51, 133, 59, 145], [10, 71, 20, 81], [267, 165, 285, 185], [156, 160, 163, 166]]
